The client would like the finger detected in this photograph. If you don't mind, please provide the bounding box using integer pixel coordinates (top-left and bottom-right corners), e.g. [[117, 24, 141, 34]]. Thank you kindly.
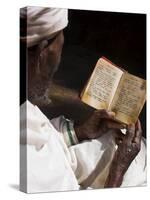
[[105, 120, 126, 130], [132, 119, 142, 144], [135, 119, 142, 133], [125, 123, 135, 144], [113, 129, 125, 145], [94, 109, 116, 120], [114, 129, 126, 139], [115, 136, 124, 145]]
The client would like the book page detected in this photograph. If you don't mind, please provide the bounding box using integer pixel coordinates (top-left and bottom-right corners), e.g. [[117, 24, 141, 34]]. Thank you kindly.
[[110, 73, 146, 124], [81, 57, 124, 109]]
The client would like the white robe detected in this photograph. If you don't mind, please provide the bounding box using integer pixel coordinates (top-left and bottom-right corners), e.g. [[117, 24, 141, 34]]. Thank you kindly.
[[20, 101, 146, 193]]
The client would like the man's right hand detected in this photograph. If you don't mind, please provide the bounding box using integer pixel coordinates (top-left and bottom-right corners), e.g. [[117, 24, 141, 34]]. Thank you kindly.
[[105, 119, 142, 187]]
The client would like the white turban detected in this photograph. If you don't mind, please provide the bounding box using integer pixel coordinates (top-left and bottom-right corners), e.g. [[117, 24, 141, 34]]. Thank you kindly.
[[20, 6, 68, 47]]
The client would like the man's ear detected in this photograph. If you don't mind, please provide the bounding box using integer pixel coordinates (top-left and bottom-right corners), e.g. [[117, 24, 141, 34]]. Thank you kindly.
[[47, 31, 64, 53], [38, 40, 49, 51]]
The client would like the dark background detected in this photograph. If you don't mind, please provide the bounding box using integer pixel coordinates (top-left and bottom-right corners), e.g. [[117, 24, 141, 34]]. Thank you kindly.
[[49, 9, 146, 137]]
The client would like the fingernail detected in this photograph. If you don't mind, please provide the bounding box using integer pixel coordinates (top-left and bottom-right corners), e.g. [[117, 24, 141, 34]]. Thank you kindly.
[[109, 111, 116, 116]]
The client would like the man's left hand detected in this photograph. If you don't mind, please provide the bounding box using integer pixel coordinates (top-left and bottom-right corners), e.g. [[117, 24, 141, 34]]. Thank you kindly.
[[74, 109, 125, 141]]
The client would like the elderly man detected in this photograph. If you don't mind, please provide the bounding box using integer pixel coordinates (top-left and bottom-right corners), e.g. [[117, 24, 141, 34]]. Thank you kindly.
[[20, 7, 146, 193]]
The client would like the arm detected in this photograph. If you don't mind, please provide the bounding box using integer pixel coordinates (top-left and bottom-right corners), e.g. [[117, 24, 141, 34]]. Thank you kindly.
[[51, 110, 125, 147]]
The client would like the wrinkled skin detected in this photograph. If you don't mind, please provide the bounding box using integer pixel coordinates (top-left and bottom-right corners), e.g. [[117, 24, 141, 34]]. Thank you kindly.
[[74, 109, 125, 141], [26, 30, 142, 187], [28, 31, 64, 106], [105, 119, 142, 187]]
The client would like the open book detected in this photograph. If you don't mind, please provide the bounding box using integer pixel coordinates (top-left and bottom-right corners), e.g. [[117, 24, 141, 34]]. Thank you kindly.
[[81, 57, 146, 124]]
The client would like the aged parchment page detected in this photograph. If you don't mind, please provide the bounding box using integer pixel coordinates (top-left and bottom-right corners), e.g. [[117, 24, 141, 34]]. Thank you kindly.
[[81, 57, 123, 109], [110, 73, 146, 124]]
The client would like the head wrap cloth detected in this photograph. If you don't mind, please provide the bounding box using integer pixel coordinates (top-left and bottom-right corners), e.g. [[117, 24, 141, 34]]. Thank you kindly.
[[20, 7, 68, 47]]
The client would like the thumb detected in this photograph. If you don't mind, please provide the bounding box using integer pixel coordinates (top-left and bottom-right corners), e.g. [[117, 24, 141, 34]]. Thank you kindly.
[[93, 109, 116, 120]]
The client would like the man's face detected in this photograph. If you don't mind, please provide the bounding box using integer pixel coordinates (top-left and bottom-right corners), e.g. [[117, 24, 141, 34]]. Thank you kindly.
[[28, 31, 64, 106]]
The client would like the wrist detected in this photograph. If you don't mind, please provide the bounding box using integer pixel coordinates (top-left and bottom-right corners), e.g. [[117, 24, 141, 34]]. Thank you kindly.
[[105, 170, 124, 187], [105, 154, 127, 187], [74, 123, 88, 142], [63, 119, 79, 147]]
